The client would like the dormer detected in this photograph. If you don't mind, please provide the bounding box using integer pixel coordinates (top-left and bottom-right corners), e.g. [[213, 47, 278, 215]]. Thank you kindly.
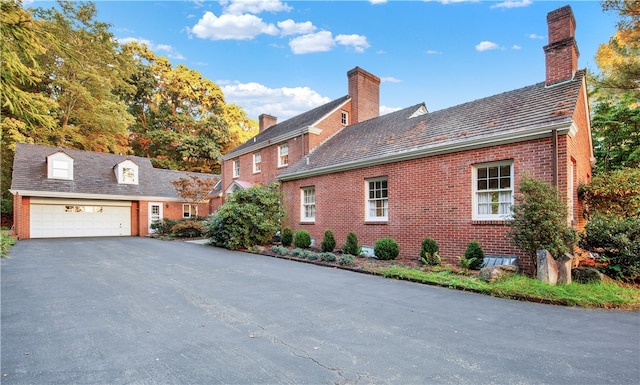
[[114, 159, 139, 185], [47, 151, 74, 180]]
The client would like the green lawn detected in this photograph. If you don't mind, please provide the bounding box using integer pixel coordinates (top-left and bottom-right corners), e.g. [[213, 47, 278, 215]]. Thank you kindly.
[[377, 265, 640, 309]]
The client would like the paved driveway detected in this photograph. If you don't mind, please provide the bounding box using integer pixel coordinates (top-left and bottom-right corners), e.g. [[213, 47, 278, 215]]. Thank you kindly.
[[1, 238, 639, 385]]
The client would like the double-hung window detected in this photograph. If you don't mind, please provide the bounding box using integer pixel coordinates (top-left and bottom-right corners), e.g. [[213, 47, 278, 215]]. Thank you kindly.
[[301, 186, 316, 222], [366, 177, 388, 221], [473, 161, 513, 220], [233, 159, 240, 178], [278, 143, 289, 167], [253, 152, 261, 173], [183, 204, 198, 218]]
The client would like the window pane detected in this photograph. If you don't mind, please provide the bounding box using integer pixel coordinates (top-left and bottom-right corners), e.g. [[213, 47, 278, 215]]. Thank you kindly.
[[500, 177, 510, 189], [489, 179, 498, 189], [500, 165, 511, 177], [478, 168, 487, 179], [488, 167, 498, 178], [478, 180, 487, 190]]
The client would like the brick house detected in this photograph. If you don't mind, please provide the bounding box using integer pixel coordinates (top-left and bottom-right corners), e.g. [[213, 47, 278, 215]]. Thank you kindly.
[[265, 5, 591, 272], [10, 143, 221, 239]]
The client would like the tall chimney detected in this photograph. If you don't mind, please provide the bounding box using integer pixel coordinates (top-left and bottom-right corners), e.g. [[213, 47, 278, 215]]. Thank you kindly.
[[258, 113, 277, 133], [347, 67, 380, 124], [543, 5, 579, 86]]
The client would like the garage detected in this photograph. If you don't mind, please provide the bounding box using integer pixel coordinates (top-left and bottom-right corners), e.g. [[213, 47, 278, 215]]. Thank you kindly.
[[30, 198, 132, 238]]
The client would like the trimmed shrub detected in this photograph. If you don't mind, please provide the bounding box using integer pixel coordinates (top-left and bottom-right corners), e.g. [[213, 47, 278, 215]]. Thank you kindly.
[[339, 254, 355, 266], [321, 230, 337, 252], [420, 238, 441, 266], [294, 230, 312, 249], [291, 248, 305, 257], [343, 232, 359, 256], [306, 252, 318, 261], [374, 238, 400, 260], [281, 227, 293, 247], [463, 241, 485, 270], [170, 220, 205, 238], [319, 252, 337, 262]]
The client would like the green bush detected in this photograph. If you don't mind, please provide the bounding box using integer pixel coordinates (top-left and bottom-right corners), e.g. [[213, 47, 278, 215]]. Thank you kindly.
[[321, 230, 336, 252], [306, 252, 318, 261], [374, 237, 400, 260], [579, 215, 640, 281], [293, 230, 312, 248], [463, 241, 485, 270], [1, 233, 15, 257], [170, 220, 205, 238], [507, 177, 578, 274], [205, 183, 284, 250], [343, 232, 359, 255], [339, 254, 355, 266], [420, 237, 441, 266], [271, 245, 289, 256], [319, 252, 337, 262], [281, 227, 293, 247], [150, 218, 179, 236]]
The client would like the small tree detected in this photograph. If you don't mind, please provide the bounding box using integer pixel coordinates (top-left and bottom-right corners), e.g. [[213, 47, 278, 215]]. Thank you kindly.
[[507, 177, 578, 274], [343, 232, 359, 256], [375, 238, 400, 260], [463, 241, 485, 270], [281, 227, 293, 247], [206, 183, 283, 250], [171, 174, 219, 215], [420, 237, 441, 266], [321, 229, 336, 252]]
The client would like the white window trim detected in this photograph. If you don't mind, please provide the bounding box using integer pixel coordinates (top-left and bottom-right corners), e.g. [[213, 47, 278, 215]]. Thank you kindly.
[[47, 152, 74, 180], [115, 160, 139, 185], [301, 186, 316, 222], [472, 161, 514, 221], [253, 153, 261, 174], [341, 111, 349, 126], [278, 143, 289, 168], [183, 204, 198, 218], [365, 177, 388, 222], [232, 159, 240, 178]]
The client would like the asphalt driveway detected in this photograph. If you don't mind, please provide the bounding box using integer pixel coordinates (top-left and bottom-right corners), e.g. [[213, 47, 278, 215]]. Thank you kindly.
[[1, 238, 639, 385]]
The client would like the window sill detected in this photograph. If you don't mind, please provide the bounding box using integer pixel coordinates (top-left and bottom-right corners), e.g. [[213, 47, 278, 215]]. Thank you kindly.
[[471, 219, 510, 226], [277, 165, 288, 169], [365, 220, 388, 225], [299, 221, 315, 225]]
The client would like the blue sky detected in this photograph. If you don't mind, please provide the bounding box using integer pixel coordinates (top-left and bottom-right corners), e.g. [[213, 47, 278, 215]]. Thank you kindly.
[[31, 0, 618, 121]]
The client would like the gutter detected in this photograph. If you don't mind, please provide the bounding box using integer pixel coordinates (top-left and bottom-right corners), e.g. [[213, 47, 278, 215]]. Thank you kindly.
[[221, 126, 323, 161], [9, 189, 188, 203], [278, 121, 574, 182]]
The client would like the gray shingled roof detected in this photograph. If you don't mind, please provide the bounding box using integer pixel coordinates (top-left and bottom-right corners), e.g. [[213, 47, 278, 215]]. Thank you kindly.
[[10, 143, 220, 200], [223, 95, 350, 159], [279, 71, 586, 180]]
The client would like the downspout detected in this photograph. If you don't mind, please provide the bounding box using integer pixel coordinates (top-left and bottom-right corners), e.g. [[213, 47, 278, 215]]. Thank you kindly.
[[552, 129, 558, 187]]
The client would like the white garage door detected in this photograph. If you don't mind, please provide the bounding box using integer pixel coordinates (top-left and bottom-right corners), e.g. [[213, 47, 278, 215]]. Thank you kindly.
[[30, 199, 132, 238]]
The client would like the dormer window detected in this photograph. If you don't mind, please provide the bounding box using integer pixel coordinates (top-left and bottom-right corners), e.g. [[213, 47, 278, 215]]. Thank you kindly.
[[115, 159, 139, 185], [47, 151, 74, 180]]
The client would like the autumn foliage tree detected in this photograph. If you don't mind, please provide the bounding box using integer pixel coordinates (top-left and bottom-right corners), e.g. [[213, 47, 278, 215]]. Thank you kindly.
[[171, 175, 219, 207]]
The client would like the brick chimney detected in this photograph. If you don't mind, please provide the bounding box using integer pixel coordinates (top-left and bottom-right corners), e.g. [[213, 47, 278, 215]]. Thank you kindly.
[[258, 113, 277, 133], [543, 5, 579, 86], [347, 67, 380, 124]]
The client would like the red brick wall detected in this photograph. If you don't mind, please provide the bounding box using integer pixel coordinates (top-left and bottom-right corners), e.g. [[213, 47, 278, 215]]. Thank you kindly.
[[282, 138, 567, 274], [12, 194, 29, 239]]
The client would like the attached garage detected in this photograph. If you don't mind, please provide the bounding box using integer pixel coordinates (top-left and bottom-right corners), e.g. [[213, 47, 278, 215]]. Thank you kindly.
[[30, 198, 132, 238]]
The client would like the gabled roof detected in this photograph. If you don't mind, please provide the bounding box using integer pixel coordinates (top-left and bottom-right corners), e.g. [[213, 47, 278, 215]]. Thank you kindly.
[[222, 95, 350, 160], [10, 143, 220, 201], [279, 71, 587, 181]]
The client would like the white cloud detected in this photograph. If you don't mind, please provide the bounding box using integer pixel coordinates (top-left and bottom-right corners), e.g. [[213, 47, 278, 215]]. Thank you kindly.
[[117, 38, 186, 60], [475, 41, 499, 52], [491, 0, 532, 9], [289, 31, 336, 54], [222, 0, 292, 15], [528, 33, 545, 39], [512, 44, 521, 50], [277, 19, 316, 36], [221, 81, 331, 120], [426, 50, 442, 55], [380, 105, 402, 115], [335, 34, 370, 53], [369, 0, 388, 4], [380, 77, 402, 83], [190, 11, 278, 40]]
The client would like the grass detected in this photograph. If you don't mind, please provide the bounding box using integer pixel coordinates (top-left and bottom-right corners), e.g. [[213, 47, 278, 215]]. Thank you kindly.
[[378, 265, 640, 309]]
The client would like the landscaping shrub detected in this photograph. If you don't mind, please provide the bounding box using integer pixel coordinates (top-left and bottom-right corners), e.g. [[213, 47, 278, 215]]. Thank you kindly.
[[1, 233, 15, 257], [507, 177, 578, 274], [579, 215, 640, 281], [343, 232, 359, 256], [205, 183, 283, 250], [319, 252, 337, 262], [375, 238, 400, 260], [281, 227, 293, 247], [306, 252, 318, 261], [294, 230, 312, 248], [339, 254, 355, 266], [463, 241, 485, 270], [420, 237, 441, 266], [150, 218, 179, 236], [291, 248, 305, 257], [271, 245, 289, 256], [321, 230, 336, 252], [170, 220, 205, 238]]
